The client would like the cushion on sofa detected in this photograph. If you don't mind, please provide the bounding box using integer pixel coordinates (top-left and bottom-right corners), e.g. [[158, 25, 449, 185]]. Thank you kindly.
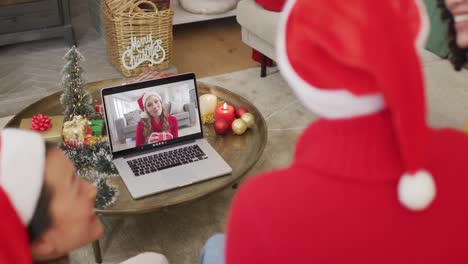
[[170, 101, 186, 115], [255, 0, 285, 12], [179, 0, 239, 14], [124, 110, 141, 126], [172, 112, 189, 120]]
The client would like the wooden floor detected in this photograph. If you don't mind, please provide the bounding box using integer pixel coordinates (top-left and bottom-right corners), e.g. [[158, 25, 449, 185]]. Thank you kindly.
[[172, 17, 258, 78], [0, 14, 259, 116]]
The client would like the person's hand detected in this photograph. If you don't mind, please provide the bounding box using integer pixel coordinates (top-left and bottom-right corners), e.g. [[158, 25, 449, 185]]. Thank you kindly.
[[148, 132, 173, 143], [36, 255, 70, 264], [119, 252, 169, 264]]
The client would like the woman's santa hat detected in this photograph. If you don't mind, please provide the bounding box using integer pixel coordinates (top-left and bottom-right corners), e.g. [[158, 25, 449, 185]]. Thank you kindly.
[[0, 128, 45, 225], [0, 188, 33, 263], [277, 0, 435, 211], [138, 92, 163, 119]]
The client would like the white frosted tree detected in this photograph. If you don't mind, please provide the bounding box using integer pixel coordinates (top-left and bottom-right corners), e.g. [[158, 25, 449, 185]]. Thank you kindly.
[[59, 46, 94, 121]]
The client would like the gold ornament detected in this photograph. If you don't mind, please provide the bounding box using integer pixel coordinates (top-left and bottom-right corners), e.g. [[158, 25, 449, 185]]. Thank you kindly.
[[241, 112, 255, 128], [201, 112, 216, 125], [62, 115, 88, 142], [232, 118, 247, 135], [88, 136, 104, 146]]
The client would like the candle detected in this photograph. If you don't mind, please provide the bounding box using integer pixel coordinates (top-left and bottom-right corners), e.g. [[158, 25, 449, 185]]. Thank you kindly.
[[199, 94, 218, 124], [199, 94, 218, 115], [215, 102, 235, 126]]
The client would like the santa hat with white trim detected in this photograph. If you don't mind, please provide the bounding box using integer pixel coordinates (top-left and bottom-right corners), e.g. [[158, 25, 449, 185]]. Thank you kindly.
[[137, 92, 163, 119], [0, 187, 33, 263], [277, 0, 435, 211], [0, 128, 45, 225]]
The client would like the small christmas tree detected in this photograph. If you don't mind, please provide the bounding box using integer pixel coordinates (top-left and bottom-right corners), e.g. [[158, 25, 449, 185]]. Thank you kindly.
[[59, 46, 95, 121], [60, 138, 119, 209], [95, 178, 118, 209]]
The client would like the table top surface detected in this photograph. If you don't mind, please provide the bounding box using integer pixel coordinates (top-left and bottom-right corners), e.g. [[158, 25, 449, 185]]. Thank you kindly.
[[6, 78, 268, 216]]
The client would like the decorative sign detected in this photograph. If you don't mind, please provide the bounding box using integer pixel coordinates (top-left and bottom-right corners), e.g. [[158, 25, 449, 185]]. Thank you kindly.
[[121, 33, 166, 70]]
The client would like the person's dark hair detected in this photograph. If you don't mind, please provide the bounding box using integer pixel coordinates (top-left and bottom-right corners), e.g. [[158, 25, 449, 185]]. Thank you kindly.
[[437, 0, 468, 71], [27, 142, 56, 242]]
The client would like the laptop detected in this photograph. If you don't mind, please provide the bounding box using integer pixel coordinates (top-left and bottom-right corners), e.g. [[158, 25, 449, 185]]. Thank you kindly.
[[101, 73, 232, 199]]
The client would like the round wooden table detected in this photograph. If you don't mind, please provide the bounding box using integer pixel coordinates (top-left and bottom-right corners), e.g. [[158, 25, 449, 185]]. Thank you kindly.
[[6, 78, 268, 262]]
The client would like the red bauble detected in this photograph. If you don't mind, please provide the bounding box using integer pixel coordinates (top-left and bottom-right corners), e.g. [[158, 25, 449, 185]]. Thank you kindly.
[[30, 114, 52, 131], [214, 119, 229, 135], [235, 107, 249, 118]]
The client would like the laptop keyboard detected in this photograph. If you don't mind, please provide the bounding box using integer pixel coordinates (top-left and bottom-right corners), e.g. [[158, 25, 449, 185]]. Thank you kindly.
[[127, 145, 208, 177]]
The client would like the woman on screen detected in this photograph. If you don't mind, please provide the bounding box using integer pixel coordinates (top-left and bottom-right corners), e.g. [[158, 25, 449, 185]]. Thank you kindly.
[[135, 92, 179, 147]]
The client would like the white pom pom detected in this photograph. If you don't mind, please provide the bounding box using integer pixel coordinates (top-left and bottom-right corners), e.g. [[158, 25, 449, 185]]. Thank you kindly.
[[140, 111, 148, 118], [397, 170, 436, 211]]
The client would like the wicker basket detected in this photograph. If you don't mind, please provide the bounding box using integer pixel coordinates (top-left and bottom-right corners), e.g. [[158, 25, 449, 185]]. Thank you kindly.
[[103, 0, 174, 77]]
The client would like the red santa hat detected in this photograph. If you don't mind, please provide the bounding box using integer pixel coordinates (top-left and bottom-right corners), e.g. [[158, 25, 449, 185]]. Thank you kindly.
[[0, 187, 33, 264], [277, 0, 435, 211], [137, 92, 163, 119], [0, 129, 45, 224]]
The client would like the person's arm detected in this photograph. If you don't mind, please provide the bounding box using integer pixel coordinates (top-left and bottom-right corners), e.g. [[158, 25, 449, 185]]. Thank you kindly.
[[36, 255, 70, 264], [169, 115, 179, 138], [119, 252, 169, 264], [135, 121, 145, 147]]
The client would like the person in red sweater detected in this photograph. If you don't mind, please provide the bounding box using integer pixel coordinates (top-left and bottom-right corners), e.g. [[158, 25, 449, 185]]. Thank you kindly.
[[135, 92, 179, 147], [438, 0, 468, 130], [0, 129, 104, 263], [0, 129, 170, 264], [437, 0, 468, 70], [215, 0, 468, 263]]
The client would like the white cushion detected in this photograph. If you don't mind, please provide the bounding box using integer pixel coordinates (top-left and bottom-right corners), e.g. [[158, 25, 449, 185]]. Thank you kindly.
[[170, 101, 185, 114], [179, 0, 239, 14], [124, 110, 141, 126]]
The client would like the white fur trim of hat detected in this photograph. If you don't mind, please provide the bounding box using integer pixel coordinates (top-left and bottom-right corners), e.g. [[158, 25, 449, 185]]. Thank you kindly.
[[0, 128, 45, 226]]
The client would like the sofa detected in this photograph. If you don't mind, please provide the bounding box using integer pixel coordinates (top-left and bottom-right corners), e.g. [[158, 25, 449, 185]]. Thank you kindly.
[[238, 0, 453, 74], [237, 0, 281, 77], [115, 102, 197, 143]]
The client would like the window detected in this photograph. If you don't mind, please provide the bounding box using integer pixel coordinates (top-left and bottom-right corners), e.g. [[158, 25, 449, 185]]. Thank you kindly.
[[113, 97, 139, 119]]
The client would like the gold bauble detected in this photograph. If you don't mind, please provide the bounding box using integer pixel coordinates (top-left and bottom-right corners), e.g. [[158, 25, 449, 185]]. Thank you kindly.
[[201, 112, 215, 125], [88, 136, 104, 146], [232, 118, 247, 135], [241, 112, 255, 128]]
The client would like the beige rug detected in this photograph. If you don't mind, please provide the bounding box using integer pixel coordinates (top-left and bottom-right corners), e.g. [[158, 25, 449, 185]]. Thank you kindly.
[[1, 54, 468, 263]]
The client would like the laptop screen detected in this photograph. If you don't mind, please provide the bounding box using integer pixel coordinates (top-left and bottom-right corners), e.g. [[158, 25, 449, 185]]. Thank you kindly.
[[102, 74, 202, 156]]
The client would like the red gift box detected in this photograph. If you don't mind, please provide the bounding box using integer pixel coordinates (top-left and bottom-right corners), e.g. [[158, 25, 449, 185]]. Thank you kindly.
[[148, 132, 173, 143], [95, 102, 104, 113]]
